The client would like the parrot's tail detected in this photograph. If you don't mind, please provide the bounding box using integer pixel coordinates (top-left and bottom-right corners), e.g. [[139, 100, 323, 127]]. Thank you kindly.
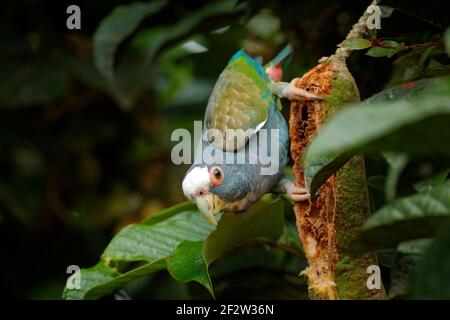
[[265, 43, 293, 69], [264, 44, 293, 82]]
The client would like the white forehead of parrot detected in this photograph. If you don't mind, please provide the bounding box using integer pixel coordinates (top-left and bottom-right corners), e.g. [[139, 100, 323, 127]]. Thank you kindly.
[[182, 166, 211, 199]]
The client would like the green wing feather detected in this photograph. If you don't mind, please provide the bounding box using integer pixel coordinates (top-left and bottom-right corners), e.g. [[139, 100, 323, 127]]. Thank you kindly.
[[205, 50, 274, 151]]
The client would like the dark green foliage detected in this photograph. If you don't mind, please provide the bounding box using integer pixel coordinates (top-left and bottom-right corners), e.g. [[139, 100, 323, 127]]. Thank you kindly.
[[304, 78, 450, 195], [304, 77, 450, 298], [1, 0, 449, 299], [412, 223, 450, 299], [64, 196, 289, 299]]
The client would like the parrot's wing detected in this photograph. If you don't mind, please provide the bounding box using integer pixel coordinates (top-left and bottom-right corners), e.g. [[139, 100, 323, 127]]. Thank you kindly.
[[205, 50, 273, 151]]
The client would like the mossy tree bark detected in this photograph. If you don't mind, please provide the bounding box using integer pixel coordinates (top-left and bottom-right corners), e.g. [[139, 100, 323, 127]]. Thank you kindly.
[[289, 2, 387, 300]]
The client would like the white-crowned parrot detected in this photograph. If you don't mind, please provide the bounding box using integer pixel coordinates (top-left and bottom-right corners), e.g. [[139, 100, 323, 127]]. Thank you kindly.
[[182, 45, 319, 224]]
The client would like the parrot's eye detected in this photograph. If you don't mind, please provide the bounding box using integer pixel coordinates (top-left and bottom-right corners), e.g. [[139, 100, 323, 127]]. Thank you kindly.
[[209, 166, 224, 186]]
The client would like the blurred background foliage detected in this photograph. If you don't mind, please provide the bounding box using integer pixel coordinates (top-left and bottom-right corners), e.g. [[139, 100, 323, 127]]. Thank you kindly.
[[0, 0, 449, 299]]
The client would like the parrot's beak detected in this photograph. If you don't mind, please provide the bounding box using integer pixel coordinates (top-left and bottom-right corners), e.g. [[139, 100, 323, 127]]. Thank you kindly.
[[195, 193, 223, 225]]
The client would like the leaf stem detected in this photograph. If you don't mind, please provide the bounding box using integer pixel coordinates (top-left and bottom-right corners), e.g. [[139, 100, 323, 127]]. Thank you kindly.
[[371, 38, 440, 50]]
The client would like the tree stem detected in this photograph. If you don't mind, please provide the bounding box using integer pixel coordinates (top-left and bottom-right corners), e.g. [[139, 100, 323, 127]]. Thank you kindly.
[[289, 0, 386, 300]]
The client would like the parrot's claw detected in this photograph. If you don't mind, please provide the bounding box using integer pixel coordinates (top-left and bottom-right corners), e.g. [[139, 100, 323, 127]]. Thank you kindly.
[[282, 82, 321, 101], [285, 183, 310, 202]]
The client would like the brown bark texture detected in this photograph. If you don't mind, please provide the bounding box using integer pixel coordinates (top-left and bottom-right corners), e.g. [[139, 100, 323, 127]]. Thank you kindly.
[[289, 1, 386, 299]]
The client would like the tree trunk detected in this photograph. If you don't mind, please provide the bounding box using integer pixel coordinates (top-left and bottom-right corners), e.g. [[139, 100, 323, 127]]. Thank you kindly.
[[289, 2, 387, 299]]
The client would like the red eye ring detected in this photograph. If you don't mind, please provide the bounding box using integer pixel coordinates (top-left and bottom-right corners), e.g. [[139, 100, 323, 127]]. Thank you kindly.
[[209, 166, 224, 186]]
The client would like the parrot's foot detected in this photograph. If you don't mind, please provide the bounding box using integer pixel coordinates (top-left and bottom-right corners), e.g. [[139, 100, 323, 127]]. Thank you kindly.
[[274, 177, 311, 202], [285, 183, 310, 202], [282, 81, 321, 101], [269, 81, 321, 101]]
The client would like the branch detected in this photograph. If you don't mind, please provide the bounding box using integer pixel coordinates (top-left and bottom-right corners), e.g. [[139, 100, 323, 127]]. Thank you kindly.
[[334, 0, 377, 61], [289, 0, 386, 300]]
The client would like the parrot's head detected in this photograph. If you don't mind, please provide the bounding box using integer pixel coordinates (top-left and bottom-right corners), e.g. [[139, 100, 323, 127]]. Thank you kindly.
[[182, 163, 250, 225], [265, 65, 283, 82]]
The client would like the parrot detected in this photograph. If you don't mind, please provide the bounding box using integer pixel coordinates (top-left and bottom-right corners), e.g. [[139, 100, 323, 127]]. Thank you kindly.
[[182, 44, 320, 225]]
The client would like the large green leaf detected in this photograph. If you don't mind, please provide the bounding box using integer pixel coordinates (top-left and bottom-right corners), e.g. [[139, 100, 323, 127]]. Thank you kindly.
[[93, 0, 242, 110], [167, 241, 213, 296], [203, 196, 285, 264], [63, 195, 286, 299], [354, 181, 450, 251], [363, 78, 436, 104], [118, 0, 243, 109], [64, 260, 166, 300], [101, 209, 214, 263], [412, 222, 450, 299], [63, 202, 204, 300], [303, 79, 450, 194], [63, 263, 118, 300], [139, 0, 240, 65], [91, 1, 169, 110], [93, 1, 168, 82]]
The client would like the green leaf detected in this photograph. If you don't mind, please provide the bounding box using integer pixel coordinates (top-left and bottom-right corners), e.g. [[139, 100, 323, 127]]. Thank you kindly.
[[304, 83, 450, 194], [414, 65, 450, 80], [413, 170, 449, 193], [445, 28, 450, 56], [366, 46, 391, 57], [94, 0, 242, 110], [355, 181, 450, 251], [63, 202, 207, 299], [209, 246, 288, 278], [203, 195, 285, 264], [367, 175, 386, 192], [363, 78, 436, 104], [379, 5, 395, 18], [167, 241, 213, 296], [412, 222, 450, 299], [63, 263, 118, 300], [387, 42, 406, 58], [387, 241, 430, 297], [386, 40, 400, 48], [140, 0, 242, 64], [69, 261, 166, 300], [277, 219, 303, 252], [64, 56, 108, 91], [365, 40, 400, 58], [93, 1, 168, 82], [389, 253, 421, 299], [63, 196, 286, 299], [384, 152, 409, 202], [416, 46, 434, 74], [340, 38, 372, 50], [397, 238, 433, 255], [64, 201, 204, 300], [101, 210, 215, 263], [143, 201, 197, 225]]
